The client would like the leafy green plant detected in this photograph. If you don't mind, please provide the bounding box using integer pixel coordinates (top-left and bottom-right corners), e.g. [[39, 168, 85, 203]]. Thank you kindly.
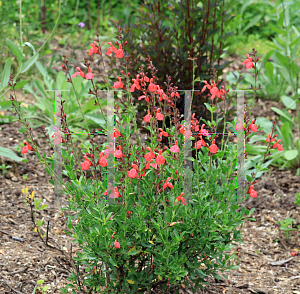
[[0, 0, 61, 101], [0, 163, 12, 175], [32, 280, 50, 294], [248, 105, 300, 170], [276, 217, 296, 239], [22, 61, 107, 134], [115, 0, 237, 126]]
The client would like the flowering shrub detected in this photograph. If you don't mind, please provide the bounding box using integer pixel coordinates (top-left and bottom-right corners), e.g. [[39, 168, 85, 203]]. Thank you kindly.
[[7, 31, 283, 293]]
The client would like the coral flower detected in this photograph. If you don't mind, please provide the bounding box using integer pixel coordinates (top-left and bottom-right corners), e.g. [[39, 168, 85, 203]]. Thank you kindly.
[[242, 54, 254, 69], [81, 160, 91, 170], [113, 77, 123, 89], [209, 139, 218, 154], [98, 152, 107, 167], [106, 42, 124, 58], [194, 140, 202, 149], [170, 140, 180, 153], [143, 110, 153, 123], [114, 146, 123, 158], [148, 78, 158, 92], [72, 67, 85, 78], [85, 68, 94, 80], [21, 141, 35, 154], [235, 119, 243, 131], [155, 150, 165, 165], [89, 41, 99, 55], [114, 240, 120, 249], [164, 177, 174, 190], [176, 192, 186, 205], [155, 108, 164, 121], [128, 168, 138, 178]]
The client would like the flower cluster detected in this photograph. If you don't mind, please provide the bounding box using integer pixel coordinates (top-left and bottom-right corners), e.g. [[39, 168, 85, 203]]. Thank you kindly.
[[21, 141, 35, 154]]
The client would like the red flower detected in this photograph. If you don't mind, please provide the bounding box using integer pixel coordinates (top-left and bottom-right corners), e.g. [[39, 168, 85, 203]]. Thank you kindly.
[[21, 141, 35, 154], [248, 119, 258, 132], [89, 41, 99, 55], [113, 77, 123, 89], [114, 146, 123, 158], [242, 54, 254, 69], [105, 185, 121, 198], [209, 139, 218, 154], [155, 108, 164, 121], [127, 211, 131, 217], [52, 126, 63, 145], [164, 177, 174, 190], [21, 145, 28, 154], [266, 133, 276, 143], [248, 185, 257, 198], [98, 152, 107, 167], [106, 42, 124, 58], [176, 192, 186, 205], [194, 140, 202, 149], [143, 110, 153, 123], [170, 140, 180, 153], [155, 150, 166, 165], [144, 149, 155, 162], [81, 155, 92, 170], [291, 251, 297, 256], [72, 67, 85, 78], [158, 128, 169, 141], [272, 139, 283, 151], [128, 168, 138, 178], [114, 240, 120, 249], [85, 68, 94, 80], [235, 118, 243, 131], [148, 78, 158, 92], [81, 160, 91, 170]]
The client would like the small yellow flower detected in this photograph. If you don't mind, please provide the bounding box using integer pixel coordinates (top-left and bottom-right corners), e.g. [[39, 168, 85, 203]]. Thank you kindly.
[[127, 280, 135, 284]]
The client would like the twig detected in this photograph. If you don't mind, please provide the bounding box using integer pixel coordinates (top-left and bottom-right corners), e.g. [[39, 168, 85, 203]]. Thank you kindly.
[[46, 220, 49, 244], [54, 257, 71, 273], [0, 230, 10, 236], [1, 277, 24, 294], [6, 268, 28, 275]]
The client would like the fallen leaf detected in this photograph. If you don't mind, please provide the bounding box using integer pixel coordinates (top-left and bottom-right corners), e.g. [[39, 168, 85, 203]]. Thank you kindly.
[[0, 249, 4, 255]]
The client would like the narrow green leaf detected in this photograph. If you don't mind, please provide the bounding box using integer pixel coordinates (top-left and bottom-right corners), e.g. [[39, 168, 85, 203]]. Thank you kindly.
[[5, 39, 24, 63], [22, 42, 36, 55], [1, 57, 11, 90], [21, 53, 40, 73]]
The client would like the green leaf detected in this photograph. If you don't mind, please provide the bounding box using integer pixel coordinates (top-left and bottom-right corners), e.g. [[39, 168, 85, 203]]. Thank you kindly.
[[0, 101, 13, 111], [284, 150, 298, 161], [281, 95, 296, 110], [271, 107, 293, 124], [14, 80, 27, 90], [21, 53, 40, 73], [6, 38, 24, 63], [22, 42, 36, 55], [127, 250, 139, 255], [85, 114, 106, 128], [1, 57, 11, 90], [37, 280, 44, 285], [0, 146, 27, 162], [241, 15, 262, 34]]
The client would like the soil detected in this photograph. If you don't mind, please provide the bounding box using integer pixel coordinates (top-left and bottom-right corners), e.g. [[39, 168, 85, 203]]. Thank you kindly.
[[1, 40, 300, 294]]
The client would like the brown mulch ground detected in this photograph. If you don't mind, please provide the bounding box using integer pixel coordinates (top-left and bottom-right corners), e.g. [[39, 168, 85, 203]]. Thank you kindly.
[[1, 42, 300, 293]]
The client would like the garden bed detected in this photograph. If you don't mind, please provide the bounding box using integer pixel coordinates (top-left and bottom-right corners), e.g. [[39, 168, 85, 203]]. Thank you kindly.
[[1, 94, 300, 294]]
